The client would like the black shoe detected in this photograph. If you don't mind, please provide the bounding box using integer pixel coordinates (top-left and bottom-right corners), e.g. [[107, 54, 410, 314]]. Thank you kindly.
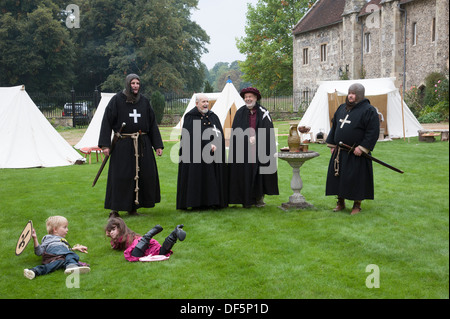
[[174, 224, 186, 241]]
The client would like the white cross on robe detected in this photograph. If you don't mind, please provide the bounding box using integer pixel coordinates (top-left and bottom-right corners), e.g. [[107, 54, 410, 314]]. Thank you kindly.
[[129, 109, 141, 124], [212, 124, 221, 137], [262, 108, 272, 122], [339, 114, 351, 128]]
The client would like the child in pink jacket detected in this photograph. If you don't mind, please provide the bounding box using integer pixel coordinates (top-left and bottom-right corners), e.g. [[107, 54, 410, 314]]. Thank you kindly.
[[105, 217, 186, 262]]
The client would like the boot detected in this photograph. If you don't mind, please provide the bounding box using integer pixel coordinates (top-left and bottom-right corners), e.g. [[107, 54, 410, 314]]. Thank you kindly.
[[131, 225, 163, 257], [159, 225, 186, 255], [333, 197, 346, 212], [351, 201, 362, 215]]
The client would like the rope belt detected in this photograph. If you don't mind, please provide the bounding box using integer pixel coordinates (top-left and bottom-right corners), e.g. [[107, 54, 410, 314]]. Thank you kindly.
[[334, 147, 341, 176], [121, 132, 147, 205]]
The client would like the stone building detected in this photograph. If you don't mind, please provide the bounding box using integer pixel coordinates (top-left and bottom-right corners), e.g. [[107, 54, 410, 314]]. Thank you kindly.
[[292, 0, 449, 110]]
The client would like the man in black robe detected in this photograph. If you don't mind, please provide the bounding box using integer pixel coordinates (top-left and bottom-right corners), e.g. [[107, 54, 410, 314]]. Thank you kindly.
[[228, 87, 279, 208], [325, 83, 380, 215], [176, 94, 227, 209], [98, 74, 164, 218]]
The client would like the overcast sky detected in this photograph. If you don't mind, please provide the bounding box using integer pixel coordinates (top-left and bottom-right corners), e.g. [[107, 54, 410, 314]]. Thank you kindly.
[[191, 0, 259, 70]]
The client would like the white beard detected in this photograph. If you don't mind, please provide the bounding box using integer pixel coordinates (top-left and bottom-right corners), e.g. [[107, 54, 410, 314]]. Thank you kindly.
[[246, 101, 256, 109]]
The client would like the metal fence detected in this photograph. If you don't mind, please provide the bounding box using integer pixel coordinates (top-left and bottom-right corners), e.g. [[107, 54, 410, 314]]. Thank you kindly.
[[30, 89, 317, 127], [261, 89, 316, 113], [29, 89, 100, 128]]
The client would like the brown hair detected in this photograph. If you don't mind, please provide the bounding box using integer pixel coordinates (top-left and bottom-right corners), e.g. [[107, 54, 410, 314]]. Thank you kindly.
[[105, 218, 138, 251]]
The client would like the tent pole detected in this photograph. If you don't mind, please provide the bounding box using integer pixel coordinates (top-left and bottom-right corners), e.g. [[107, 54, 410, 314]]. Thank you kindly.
[[400, 84, 406, 141]]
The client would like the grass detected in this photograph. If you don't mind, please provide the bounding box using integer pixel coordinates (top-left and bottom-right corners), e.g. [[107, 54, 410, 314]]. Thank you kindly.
[[0, 122, 448, 299]]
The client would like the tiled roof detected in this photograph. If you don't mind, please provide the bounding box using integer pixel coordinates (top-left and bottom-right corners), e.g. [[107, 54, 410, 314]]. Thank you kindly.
[[292, 0, 346, 35]]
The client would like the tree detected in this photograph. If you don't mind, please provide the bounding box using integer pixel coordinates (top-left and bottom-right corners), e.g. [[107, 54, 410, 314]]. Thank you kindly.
[[151, 90, 165, 124], [203, 80, 214, 93], [101, 0, 209, 94], [0, 1, 76, 92], [236, 0, 313, 96]]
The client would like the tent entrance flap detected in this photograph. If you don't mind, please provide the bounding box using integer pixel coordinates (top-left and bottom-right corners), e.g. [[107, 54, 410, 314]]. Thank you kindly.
[[327, 93, 388, 136]]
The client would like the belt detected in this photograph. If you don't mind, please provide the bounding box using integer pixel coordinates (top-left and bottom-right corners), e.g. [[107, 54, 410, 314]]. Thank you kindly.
[[120, 131, 147, 205]]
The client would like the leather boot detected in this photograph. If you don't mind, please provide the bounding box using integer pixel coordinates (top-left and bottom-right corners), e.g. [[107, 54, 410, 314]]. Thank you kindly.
[[159, 225, 186, 255], [351, 201, 362, 215], [131, 225, 163, 257], [333, 197, 346, 212]]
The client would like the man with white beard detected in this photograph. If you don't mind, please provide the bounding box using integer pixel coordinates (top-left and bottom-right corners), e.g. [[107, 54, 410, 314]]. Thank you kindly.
[[228, 87, 279, 208], [176, 94, 228, 210]]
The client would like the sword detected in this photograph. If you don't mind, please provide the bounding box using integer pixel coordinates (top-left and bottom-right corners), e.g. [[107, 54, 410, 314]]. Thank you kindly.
[[338, 141, 404, 174], [92, 122, 126, 187]]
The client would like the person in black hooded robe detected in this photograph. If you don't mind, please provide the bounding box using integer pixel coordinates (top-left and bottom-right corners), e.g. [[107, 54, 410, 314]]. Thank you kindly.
[[325, 83, 380, 215], [176, 94, 228, 210], [228, 87, 279, 208], [98, 74, 164, 218]]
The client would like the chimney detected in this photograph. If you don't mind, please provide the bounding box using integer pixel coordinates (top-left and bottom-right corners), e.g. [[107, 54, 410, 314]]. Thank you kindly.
[[342, 0, 367, 16]]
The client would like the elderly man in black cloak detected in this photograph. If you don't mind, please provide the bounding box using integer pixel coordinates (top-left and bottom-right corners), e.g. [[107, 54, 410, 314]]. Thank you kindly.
[[99, 74, 164, 218], [176, 94, 228, 210], [325, 83, 380, 215], [228, 87, 279, 208]]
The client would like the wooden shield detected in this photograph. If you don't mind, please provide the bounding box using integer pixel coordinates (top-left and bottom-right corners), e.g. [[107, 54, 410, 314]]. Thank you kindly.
[[15, 220, 33, 256]]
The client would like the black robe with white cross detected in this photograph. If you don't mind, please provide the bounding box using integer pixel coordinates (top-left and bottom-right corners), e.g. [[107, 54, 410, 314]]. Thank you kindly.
[[176, 108, 228, 209], [98, 92, 164, 212], [325, 98, 380, 200], [228, 103, 279, 206]]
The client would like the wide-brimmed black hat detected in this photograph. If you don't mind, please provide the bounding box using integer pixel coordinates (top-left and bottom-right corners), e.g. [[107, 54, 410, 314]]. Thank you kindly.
[[240, 87, 261, 100]]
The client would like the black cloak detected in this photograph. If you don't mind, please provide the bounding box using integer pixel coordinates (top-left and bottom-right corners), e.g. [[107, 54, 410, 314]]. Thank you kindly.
[[98, 92, 164, 211], [228, 103, 279, 206], [176, 108, 228, 209], [325, 98, 380, 200]]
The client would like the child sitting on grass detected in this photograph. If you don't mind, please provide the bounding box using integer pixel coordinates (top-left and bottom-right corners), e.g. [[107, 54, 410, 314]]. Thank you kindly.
[[105, 217, 186, 262], [24, 216, 90, 280]]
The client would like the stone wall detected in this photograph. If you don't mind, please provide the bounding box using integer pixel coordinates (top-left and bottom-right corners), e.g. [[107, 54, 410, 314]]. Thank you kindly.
[[293, 0, 449, 93]]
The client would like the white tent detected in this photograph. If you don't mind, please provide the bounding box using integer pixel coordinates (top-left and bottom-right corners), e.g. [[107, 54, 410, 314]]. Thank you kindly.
[[0, 85, 84, 168], [174, 92, 222, 129], [174, 80, 245, 135], [210, 81, 245, 141], [298, 78, 423, 140], [74, 92, 115, 149]]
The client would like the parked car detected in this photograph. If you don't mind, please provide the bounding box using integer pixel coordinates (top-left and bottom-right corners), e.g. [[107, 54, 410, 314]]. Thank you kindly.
[[62, 102, 89, 116]]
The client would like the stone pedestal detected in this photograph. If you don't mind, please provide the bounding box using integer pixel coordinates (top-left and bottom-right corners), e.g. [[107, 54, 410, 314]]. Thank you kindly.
[[276, 151, 320, 211]]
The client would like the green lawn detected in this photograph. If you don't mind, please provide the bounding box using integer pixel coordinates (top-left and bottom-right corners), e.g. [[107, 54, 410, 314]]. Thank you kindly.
[[0, 122, 448, 299]]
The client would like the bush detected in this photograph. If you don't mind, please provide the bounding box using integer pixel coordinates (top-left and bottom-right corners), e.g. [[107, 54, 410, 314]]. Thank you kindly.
[[418, 111, 444, 123], [406, 71, 449, 122], [151, 91, 165, 124]]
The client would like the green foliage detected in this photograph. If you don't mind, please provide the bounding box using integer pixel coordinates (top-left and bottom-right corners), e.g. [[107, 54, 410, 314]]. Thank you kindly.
[[206, 61, 251, 92], [0, 0, 209, 93], [1, 123, 448, 299], [404, 71, 449, 122], [100, 0, 208, 93], [404, 85, 424, 117], [203, 80, 214, 93], [0, 2, 76, 91], [236, 0, 313, 96], [151, 90, 165, 124]]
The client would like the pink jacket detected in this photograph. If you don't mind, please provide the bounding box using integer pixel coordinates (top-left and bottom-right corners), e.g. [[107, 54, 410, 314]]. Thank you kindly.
[[121, 237, 172, 262]]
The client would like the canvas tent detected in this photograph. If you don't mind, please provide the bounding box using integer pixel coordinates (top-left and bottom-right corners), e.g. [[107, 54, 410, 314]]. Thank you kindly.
[[174, 80, 245, 145], [0, 85, 84, 168], [174, 92, 222, 129], [298, 78, 423, 141], [74, 92, 115, 150], [210, 80, 245, 144]]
